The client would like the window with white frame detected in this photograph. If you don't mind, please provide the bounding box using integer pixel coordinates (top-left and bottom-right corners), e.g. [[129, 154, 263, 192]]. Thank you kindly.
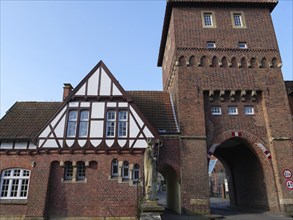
[[232, 12, 246, 28], [0, 169, 30, 199], [211, 107, 222, 115], [122, 161, 129, 180], [106, 110, 116, 137], [244, 106, 254, 115], [76, 161, 86, 180], [133, 164, 140, 182], [239, 42, 247, 49], [111, 159, 118, 177], [66, 110, 89, 137], [228, 106, 238, 115], [207, 41, 216, 48], [64, 162, 73, 181], [118, 110, 128, 137]]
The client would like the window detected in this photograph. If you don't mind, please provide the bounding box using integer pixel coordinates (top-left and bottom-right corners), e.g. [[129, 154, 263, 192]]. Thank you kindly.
[[211, 107, 222, 115], [244, 106, 254, 115], [64, 162, 73, 180], [106, 110, 116, 137], [207, 41, 216, 48], [0, 169, 30, 199], [79, 111, 89, 137], [66, 110, 89, 137], [228, 106, 238, 115], [106, 110, 128, 138], [239, 42, 247, 49], [202, 11, 216, 28], [122, 161, 129, 180], [231, 12, 246, 28], [111, 159, 118, 177], [133, 164, 140, 182], [67, 110, 78, 137], [76, 161, 85, 180], [118, 110, 128, 137]]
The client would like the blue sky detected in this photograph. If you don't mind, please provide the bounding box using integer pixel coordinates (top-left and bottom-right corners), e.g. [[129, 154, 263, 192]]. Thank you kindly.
[[1, 0, 292, 117]]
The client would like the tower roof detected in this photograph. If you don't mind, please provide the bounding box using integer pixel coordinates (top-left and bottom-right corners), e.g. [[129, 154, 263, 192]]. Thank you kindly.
[[157, 0, 278, 66]]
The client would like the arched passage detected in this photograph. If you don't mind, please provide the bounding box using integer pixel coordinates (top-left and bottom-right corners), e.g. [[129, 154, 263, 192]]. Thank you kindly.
[[158, 164, 181, 214], [212, 137, 269, 210]]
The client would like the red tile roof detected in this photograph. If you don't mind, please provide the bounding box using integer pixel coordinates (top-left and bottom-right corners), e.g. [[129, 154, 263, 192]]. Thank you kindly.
[[0, 92, 179, 140], [0, 102, 62, 141], [127, 91, 179, 134]]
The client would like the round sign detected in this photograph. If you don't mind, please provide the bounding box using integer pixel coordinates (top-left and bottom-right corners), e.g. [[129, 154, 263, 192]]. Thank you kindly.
[[283, 169, 292, 179], [285, 180, 293, 190]]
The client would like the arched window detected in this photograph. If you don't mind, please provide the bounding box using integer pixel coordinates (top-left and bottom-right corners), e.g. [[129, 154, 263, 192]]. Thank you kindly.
[[231, 57, 238, 68], [241, 58, 247, 68], [189, 56, 196, 66], [261, 57, 269, 68], [179, 56, 186, 66], [111, 159, 119, 177], [271, 57, 278, 68], [118, 110, 128, 137], [221, 57, 228, 67], [122, 161, 129, 180], [106, 110, 116, 137], [77, 161, 85, 180], [133, 164, 140, 182], [250, 58, 257, 68], [211, 56, 218, 67], [200, 56, 208, 67], [0, 169, 30, 199], [64, 161, 73, 180]]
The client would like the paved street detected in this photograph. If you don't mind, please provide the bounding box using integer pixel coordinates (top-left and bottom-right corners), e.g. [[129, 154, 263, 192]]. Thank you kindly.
[[158, 193, 292, 220]]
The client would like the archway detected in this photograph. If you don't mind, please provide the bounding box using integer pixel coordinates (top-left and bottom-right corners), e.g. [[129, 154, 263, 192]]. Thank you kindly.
[[211, 137, 269, 210], [158, 164, 181, 214]]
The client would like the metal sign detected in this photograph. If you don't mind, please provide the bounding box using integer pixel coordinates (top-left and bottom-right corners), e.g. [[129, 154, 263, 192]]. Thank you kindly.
[[285, 180, 293, 190], [283, 169, 292, 179]]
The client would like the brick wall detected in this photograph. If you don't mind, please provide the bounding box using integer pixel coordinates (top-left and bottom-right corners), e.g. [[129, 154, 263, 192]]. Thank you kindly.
[[0, 153, 143, 219]]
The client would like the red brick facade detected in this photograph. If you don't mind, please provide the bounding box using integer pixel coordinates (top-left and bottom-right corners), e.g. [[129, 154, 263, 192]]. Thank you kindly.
[[0, 1, 292, 219]]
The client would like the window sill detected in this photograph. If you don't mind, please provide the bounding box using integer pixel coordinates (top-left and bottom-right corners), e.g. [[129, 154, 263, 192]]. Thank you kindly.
[[0, 199, 28, 205], [61, 178, 87, 183]]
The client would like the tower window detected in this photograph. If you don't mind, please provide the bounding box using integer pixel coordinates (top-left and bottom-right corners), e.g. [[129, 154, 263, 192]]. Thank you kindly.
[[239, 42, 247, 49], [231, 12, 246, 28], [244, 106, 254, 115], [202, 11, 216, 28], [211, 107, 222, 115], [228, 106, 238, 115], [207, 41, 216, 48]]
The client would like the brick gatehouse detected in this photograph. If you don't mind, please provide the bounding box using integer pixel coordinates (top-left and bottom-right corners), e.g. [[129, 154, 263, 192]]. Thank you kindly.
[[1, 0, 292, 219]]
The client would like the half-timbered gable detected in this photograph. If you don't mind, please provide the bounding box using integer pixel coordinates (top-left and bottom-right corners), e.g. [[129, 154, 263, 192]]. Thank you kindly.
[[36, 61, 158, 150]]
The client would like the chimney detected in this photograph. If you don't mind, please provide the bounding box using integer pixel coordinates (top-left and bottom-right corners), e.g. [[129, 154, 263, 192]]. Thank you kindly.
[[63, 83, 73, 101]]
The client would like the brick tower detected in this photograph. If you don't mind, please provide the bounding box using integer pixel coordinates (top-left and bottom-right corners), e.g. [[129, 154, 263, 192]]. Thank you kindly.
[[158, 0, 293, 215]]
